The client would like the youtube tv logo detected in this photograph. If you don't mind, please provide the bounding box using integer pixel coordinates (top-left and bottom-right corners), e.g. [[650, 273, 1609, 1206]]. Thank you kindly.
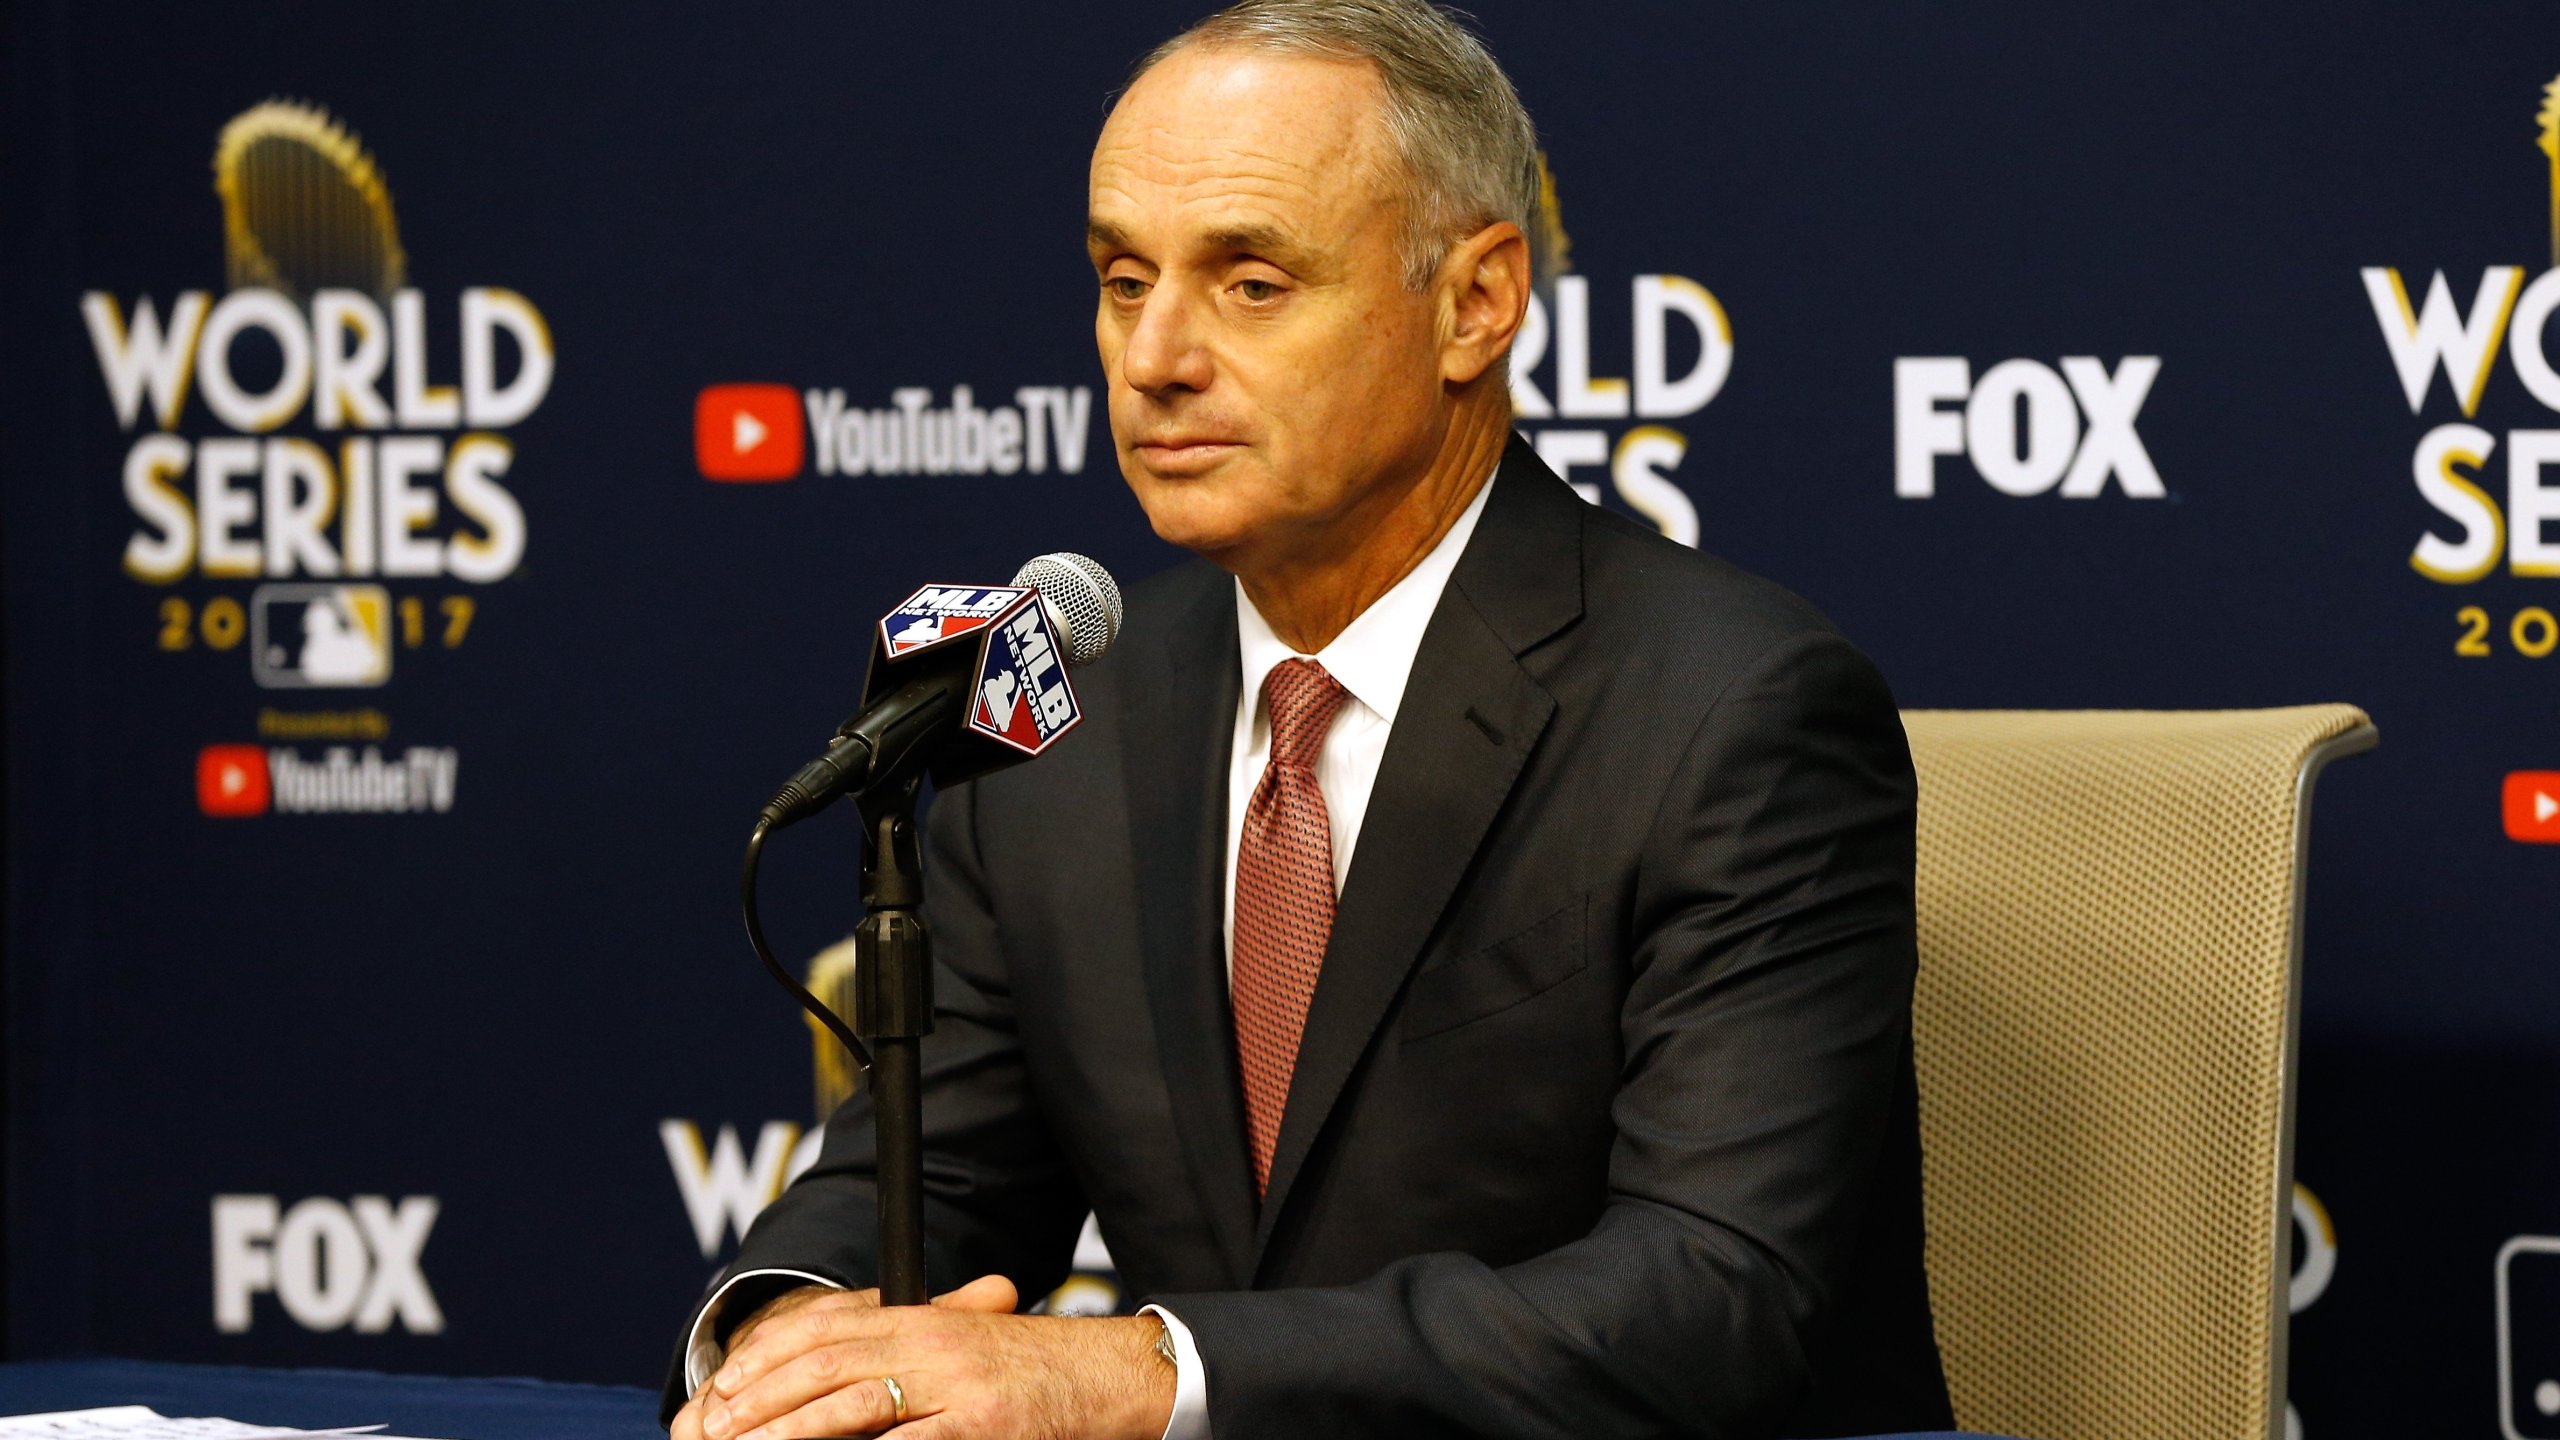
[[695, 384, 803, 481], [2505, 771, 2560, 844], [198, 745, 271, 818]]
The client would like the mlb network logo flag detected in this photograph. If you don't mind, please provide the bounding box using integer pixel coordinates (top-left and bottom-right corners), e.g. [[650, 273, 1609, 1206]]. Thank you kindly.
[[695, 384, 803, 481], [968, 599, 1080, 756]]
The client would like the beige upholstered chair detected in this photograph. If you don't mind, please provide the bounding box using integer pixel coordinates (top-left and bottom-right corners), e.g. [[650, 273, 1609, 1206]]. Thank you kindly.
[[1902, 707, 2376, 1440], [802, 706, 2377, 1440]]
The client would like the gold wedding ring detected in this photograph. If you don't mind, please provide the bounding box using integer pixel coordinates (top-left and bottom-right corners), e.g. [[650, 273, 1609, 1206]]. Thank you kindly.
[[878, 1374, 909, 1423]]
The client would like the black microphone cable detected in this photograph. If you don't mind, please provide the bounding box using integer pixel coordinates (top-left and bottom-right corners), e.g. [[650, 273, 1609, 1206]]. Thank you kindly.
[[742, 816, 872, 1075]]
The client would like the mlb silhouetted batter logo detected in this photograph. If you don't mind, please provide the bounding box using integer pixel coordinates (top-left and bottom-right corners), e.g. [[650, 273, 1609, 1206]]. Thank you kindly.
[[252, 583, 392, 688], [876, 584, 1029, 659]]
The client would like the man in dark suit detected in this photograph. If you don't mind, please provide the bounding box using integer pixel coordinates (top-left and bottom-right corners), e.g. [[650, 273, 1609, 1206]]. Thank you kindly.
[[668, 3, 1950, 1437]]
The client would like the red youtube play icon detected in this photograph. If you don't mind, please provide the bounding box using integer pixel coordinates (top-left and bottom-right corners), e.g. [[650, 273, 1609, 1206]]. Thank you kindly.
[[2506, 771, 2560, 843], [695, 384, 804, 481], [198, 745, 271, 817]]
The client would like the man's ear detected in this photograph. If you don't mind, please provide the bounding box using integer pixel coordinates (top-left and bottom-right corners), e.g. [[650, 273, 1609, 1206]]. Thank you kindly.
[[1439, 220, 1531, 387]]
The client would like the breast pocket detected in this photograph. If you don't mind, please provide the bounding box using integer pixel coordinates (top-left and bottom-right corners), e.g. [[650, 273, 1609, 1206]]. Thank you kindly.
[[1399, 898, 1587, 1041]]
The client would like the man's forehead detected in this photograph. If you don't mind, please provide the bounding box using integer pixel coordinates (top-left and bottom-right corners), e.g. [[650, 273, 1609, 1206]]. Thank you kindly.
[[1090, 47, 1390, 215]]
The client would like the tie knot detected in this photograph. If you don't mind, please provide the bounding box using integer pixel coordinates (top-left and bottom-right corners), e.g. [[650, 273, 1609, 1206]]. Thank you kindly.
[[1261, 658, 1349, 770]]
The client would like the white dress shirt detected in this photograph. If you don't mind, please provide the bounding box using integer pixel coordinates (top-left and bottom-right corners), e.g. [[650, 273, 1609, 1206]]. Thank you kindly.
[[1221, 472, 1496, 960], [687, 470, 1498, 1440]]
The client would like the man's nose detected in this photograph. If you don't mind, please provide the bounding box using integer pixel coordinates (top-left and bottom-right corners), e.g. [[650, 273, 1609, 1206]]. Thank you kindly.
[[1119, 286, 1213, 396]]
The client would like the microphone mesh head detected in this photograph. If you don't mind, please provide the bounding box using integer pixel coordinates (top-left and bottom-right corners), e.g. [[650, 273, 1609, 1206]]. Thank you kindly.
[[1010, 552, 1123, 667]]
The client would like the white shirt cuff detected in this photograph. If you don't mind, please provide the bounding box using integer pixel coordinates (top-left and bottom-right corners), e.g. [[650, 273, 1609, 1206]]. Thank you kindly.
[[1138, 1303, 1210, 1440], [682, 1268, 845, 1396]]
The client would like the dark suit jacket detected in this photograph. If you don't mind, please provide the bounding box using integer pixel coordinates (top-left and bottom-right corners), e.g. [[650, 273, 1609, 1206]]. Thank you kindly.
[[665, 439, 1952, 1438]]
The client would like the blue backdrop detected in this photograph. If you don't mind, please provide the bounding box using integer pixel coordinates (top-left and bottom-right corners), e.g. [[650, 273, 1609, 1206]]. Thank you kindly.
[[5, 2, 2558, 1434]]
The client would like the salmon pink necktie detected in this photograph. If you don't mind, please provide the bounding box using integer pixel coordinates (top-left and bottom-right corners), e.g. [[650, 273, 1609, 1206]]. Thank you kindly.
[[1231, 658, 1351, 1198]]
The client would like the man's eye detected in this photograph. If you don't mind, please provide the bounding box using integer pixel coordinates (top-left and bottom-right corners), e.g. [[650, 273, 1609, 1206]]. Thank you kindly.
[[1236, 279, 1281, 303], [1104, 277, 1148, 302]]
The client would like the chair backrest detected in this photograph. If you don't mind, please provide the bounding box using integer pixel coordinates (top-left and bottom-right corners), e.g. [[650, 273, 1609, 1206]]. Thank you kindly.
[[1901, 706, 2374, 1440], [807, 935, 863, 1120]]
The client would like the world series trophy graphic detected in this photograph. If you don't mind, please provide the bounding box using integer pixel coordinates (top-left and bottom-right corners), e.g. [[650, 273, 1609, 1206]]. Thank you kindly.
[[216, 99, 406, 301], [2540, 75, 2560, 271]]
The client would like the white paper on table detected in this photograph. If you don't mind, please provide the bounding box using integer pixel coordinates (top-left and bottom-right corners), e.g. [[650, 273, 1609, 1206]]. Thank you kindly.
[[0, 1406, 440, 1439]]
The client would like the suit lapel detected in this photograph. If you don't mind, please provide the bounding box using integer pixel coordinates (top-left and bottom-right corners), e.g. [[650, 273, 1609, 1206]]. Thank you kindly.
[[1122, 566, 1259, 1286], [1253, 438, 1586, 1256]]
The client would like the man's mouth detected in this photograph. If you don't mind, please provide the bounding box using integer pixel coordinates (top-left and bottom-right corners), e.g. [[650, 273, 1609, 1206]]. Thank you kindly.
[[1133, 438, 1242, 474]]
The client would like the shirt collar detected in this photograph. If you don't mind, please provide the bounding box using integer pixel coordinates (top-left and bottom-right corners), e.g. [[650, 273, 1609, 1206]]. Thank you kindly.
[[1235, 468, 1497, 727]]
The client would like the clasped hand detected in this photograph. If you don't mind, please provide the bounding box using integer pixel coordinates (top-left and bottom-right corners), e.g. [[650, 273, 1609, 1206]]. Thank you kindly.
[[671, 1276, 1174, 1440]]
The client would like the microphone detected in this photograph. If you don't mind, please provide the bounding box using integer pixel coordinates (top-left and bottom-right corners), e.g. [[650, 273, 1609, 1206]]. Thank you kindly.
[[759, 552, 1123, 831]]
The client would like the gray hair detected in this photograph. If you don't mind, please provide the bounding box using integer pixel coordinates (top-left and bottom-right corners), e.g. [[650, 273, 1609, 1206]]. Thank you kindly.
[[1132, 0, 1542, 291]]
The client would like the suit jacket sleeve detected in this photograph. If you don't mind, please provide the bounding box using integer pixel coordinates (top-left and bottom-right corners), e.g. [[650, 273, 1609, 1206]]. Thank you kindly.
[[656, 776, 1092, 1415], [1152, 631, 1921, 1439]]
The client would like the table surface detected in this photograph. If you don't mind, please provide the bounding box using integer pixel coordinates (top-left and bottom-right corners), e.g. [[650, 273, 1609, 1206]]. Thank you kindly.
[[0, 1357, 1991, 1439], [0, 1358, 663, 1439]]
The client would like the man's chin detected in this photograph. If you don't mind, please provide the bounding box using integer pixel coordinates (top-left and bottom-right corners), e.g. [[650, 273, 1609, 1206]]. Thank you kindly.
[[1125, 490, 1253, 565], [1140, 509, 1254, 566]]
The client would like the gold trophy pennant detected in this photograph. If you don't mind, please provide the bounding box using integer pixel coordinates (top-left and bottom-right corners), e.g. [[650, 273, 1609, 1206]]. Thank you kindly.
[[214, 99, 406, 300]]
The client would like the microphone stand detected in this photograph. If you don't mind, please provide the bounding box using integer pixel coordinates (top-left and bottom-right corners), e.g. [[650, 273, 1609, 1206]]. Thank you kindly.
[[853, 777, 933, 1307], [747, 573, 1118, 1313]]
